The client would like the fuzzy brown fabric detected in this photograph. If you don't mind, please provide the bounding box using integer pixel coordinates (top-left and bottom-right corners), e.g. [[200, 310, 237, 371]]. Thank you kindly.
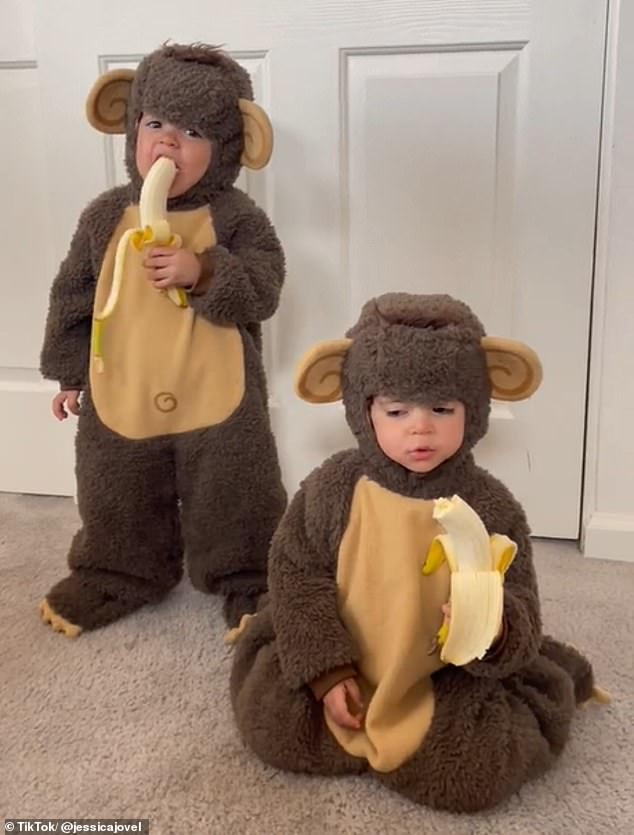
[[44, 328, 286, 631], [231, 605, 367, 776], [343, 293, 491, 496], [39, 44, 286, 632], [375, 652, 576, 812], [539, 635, 596, 704], [230, 293, 596, 812], [125, 44, 253, 201], [310, 664, 358, 701], [185, 188, 284, 325], [41, 186, 130, 390]]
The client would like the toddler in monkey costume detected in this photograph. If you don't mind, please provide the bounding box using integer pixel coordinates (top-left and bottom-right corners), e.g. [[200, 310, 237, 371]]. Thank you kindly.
[[230, 292, 607, 812], [40, 43, 286, 636]]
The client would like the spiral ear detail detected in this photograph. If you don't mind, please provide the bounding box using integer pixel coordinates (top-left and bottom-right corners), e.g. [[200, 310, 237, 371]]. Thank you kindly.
[[294, 339, 352, 403], [239, 99, 273, 169], [86, 68, 135, 134], [481, 337, 543, 401]]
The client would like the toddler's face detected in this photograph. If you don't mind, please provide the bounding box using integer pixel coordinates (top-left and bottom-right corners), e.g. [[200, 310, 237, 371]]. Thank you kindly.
[[135, 113, 213, 197], [369, 396, 465, 473]]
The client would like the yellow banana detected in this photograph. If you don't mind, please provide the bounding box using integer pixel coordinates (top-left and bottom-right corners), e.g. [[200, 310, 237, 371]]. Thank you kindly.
[[421, 538, 447, 576], [92, 157, 188, 373], [422, 495, 517, 666]]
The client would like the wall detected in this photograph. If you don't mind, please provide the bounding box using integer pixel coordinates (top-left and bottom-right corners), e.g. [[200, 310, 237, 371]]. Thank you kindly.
[[583, 0, 634, 561]]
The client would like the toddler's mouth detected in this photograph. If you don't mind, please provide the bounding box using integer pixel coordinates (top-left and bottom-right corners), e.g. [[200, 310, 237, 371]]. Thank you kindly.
[[154, 154, 180, 171], [409, 447, 435, 460]]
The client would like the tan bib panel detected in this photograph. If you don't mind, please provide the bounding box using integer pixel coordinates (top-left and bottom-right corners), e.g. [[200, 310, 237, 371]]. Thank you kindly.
[[327, 476, 450, 772], [90, 206, 245, 439]]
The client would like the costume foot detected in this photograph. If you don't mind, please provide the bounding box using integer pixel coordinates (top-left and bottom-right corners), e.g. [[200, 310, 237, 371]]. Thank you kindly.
[[224, 612, 256, 645], [39, 599, 82, 638], [586, 685, 611, 705], [222, 592, 261, 628], [44, 569, 175, 632], [540, 636, 597, 705]]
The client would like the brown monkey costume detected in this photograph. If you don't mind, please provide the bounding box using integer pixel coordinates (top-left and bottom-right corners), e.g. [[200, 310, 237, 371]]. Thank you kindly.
[[230, 293, 605, 813], [39, 44, 286, 635]]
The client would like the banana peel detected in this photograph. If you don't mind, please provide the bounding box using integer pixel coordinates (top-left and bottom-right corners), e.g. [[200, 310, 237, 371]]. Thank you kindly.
[[92, 157, 188, 373]]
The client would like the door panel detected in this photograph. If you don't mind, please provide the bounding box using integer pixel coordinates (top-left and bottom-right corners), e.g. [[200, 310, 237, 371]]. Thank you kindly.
[[6, 0, 606, 536], [0, 20, 77, 495]]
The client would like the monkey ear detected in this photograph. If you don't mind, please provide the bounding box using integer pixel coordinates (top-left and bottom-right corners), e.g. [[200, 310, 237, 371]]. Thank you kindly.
[[294, 339, 353, 403], [239, 99, 273, 169], [481, 337, 543, 401], [85, 69, 135, 134]]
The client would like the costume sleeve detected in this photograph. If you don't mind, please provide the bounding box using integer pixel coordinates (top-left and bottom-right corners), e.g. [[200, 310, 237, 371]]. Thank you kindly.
[[464, 514, 542, 679], [40, 209, 96, 390], [188, 196, 284, 324], [268, 455, 361, 691], [309, 665, 358, 700]]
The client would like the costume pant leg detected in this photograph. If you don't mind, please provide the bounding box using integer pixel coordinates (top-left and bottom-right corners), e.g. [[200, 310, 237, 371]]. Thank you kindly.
[[539, 635, 595, 704], [230, 608, 366, 776], [44, 395, 184, 630], [174, 351, 286, 624], [375, 652, 575, 813]]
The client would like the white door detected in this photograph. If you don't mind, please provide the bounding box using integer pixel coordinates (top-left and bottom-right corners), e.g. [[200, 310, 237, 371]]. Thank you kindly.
[[2, 0, 606, 536]]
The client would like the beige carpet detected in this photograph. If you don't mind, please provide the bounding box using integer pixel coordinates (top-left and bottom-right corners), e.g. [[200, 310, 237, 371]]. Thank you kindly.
[[1, 492, 632, 835]]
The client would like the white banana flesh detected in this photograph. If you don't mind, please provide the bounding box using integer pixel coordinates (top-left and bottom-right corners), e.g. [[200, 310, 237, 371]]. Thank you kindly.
[[422, 495, 517, 666], [442, 572, 504, 666], [139, 156, 178, 245], [92, 157, 188, 373]]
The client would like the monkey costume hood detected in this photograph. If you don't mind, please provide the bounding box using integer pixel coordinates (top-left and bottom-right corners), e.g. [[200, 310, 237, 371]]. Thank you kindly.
[[39, 44, 286, 636], [123, 44, 257, 201], [230, 293, 603, 812], [341, 293, 493, 492]]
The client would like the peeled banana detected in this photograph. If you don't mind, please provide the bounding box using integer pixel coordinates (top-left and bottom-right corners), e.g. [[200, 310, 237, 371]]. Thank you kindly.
[[137, 155, 178, 247], [422, 495, 517, 666], [92, 156, 188, 373]]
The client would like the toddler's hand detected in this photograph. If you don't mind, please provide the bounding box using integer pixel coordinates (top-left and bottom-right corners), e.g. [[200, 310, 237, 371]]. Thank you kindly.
[[144, 246, 202, 290], [323, 677, 364, 730], [52, 390, 81, 421]]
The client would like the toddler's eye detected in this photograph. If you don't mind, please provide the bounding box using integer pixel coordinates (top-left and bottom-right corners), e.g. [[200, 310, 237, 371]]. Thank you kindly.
[[145, 119, 162, 129], [184, 128, 202, 138], [433, 406, 455, 415], [386, 408, 406, 418]]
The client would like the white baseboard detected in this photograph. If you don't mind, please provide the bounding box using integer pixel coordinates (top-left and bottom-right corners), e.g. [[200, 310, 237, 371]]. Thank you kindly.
[[582, 513, 634, 562]]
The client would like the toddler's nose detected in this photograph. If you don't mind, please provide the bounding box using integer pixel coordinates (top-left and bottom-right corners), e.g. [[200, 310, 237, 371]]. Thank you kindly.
[[412, 411, 434, 434], [158, 129, 178, 147]]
